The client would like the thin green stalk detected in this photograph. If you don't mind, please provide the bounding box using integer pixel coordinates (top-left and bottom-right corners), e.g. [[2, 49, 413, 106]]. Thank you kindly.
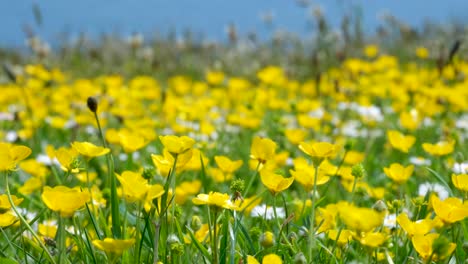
[[243, 162, 261, 196], [308, 160, 321, 262], [57, 215, 67, 263], [135, 202, 142, 264], [212, 209, 219, 264], [92, 110, 121, 238], [4, 173, 56, 264]]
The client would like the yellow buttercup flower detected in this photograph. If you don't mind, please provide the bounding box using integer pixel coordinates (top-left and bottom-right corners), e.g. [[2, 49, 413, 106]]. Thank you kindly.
[[343, 151, 365, 165], [396, 213, 433, 237], [262, 254, 282, 264], [364, 44, 379, 58], [338, 203, 384, 232], [383, 163, 414, 184], [159, 135, 195, 155], [387, 130, 416, 153], [54, 147, 80, 173], [92, 238, 135, 255], [422, 140, 455, 156], [290, 163, 330, 192], [452, 173, 468, 192], [0, 194, 23, 213], [236, 195, 262, 215], [247, 255, 260, 264], [19, 159, 49, 179], [358, 232, 387, 248], [250, 136, 277, 165], [284, 128, 307, 145], [119, 130, 150, 153], [431, 195, 468, 224], [260, 170, 294, 195], [116, 171, 149, 203], [151, 148, 192, 176], [0, 142, 32, 171], [214, 155, 243, 174], [18, 177, 43, 195], [327, 229, 354, 246], [415, 46, 429, 59], [143, 184, 165, 211], [41, 186, 90, 217], [192, 192, 238, 210], [0, 212, 18, 227], [299, 141, 338, 161], [71, 141, 110, 158], [412, 233, 456, 261]]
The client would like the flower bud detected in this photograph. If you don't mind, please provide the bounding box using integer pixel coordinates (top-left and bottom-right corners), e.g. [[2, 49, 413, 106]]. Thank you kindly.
[[191, 215, 202, 231], [87, 97, 98, 113], [294, 252, 307, 264], [351, 163, 366, 178], [230, 179, 245, 194], [260, 231, 275, 248], [372, 200, 388, 213]]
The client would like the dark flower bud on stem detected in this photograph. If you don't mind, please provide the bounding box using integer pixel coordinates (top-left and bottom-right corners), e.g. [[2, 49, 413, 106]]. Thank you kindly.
[[87, 97, 98, 113]]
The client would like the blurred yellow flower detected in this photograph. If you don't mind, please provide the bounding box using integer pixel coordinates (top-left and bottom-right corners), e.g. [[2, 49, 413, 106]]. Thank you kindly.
[[358, 231, 387, 248], [18, 177, 43, 195], [412, 233, 455, 261], [383, 163, 414, 184], [299, 141, 338, 161], [159, 135, 195, 155], [327, 229, 353, 246], [54, 147, 80, 173], [247, 255, 260, 264], [431, 195, 468, 224], [71, 141, 110, 158], [192, 192, 238, 210], [422, 140, 455, 156], [19, 159, 49, 179], [262, 253, 282, 264], [92, 238, 135, 255], [0, 212, 18, 227], [119, 130, 150, 153], [290, 163, 330, 192], [116, 171, 149, 203], [151, 148, 192, 176], [214, 155, 243, 174], [41, 186, 90, 217], [343, 151, 365, 165], [364, 44, 379, 58], [452, 173, 468, 192], [387, 130, 416, 153], [284, 128, 307, 145], [144, 184, 165, 211], [250, 136, 276, 165], [0, 194, 23, 213], [415, 47, 429, 59], [397, 213, 433, 237], [260, 170, 294, 195], [0, 142, 32, 171], [338, 204, 384, 232]]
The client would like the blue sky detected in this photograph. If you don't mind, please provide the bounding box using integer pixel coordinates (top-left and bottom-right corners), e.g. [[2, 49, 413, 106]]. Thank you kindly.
[[1, 0, 467, 47]]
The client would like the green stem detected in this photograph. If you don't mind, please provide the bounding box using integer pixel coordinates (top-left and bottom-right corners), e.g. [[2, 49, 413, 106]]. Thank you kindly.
[[308, 160, 321, 261], [57, 215, 67, 263], [212, 209, 219, 264], [93, 111, 121, 238], [243, 162, 261, 196], [4, 173, 57, 264]]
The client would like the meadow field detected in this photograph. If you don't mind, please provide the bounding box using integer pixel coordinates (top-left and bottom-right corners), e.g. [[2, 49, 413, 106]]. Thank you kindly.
[[0, 12, 468, 264]]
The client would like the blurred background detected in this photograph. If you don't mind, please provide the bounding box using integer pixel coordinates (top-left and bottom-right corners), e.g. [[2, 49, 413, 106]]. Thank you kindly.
[[2, 0, 467, 47], [1, 0, 467, 78]]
